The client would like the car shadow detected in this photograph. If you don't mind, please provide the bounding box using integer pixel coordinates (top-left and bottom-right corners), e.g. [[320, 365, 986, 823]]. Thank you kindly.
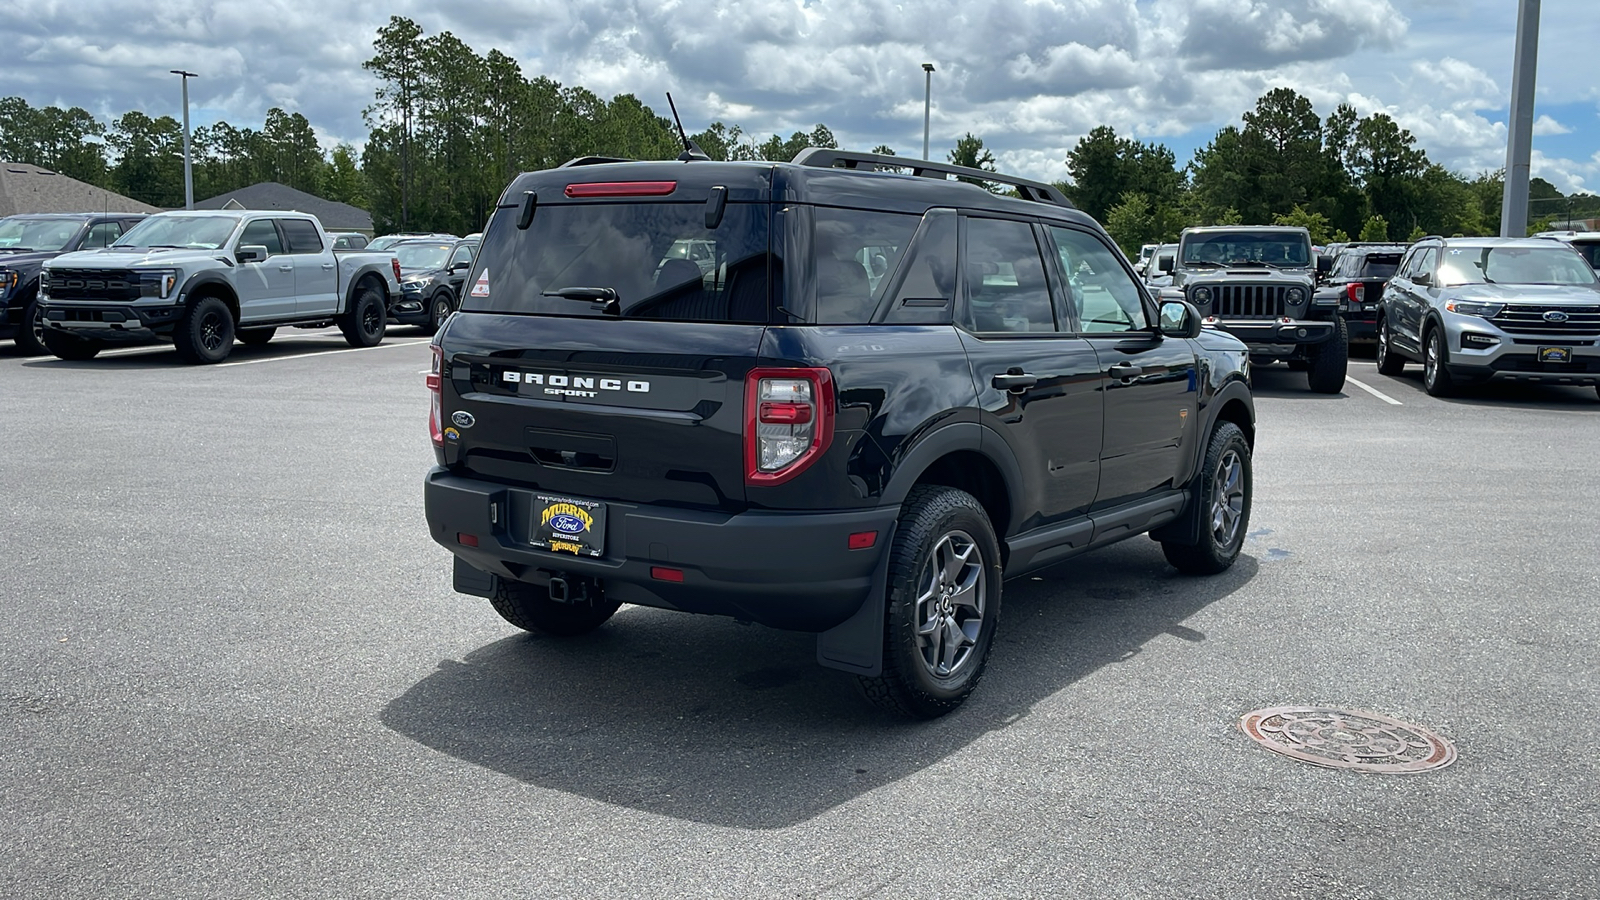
[[18, 332, 415, 370], [379, 540, 1258, 829], [1364, 368, 1600, 408], [1247, 365, 1350, 400]]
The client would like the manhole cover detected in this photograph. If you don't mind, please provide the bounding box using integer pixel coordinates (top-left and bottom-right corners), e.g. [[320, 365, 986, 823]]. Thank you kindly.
[[1240, 707, 1456, 774]]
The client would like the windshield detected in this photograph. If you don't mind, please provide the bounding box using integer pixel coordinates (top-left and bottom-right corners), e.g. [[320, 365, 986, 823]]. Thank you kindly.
[[114, 216, 239, 250], [0, 217, 83, 252], [394, 243, 453, 270], [1438, 246, 1599, 287], [1182, 232, 1310, 267], [466, 202, 771, 322]]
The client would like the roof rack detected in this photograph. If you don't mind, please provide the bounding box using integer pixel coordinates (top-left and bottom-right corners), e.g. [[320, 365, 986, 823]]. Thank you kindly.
[[790, 148, 1075, 208]]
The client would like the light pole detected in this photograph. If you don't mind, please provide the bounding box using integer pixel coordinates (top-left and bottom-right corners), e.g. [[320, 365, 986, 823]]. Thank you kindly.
[[1500, 0, 1540, 237], [170, 69, 197, 209], [922, 63, 935, 161]]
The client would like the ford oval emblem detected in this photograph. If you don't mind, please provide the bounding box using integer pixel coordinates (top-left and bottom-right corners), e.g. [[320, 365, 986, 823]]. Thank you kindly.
[[451, 410, 476, 428], [1543, 310, 1570, 323], [548, 513, 587, 535]]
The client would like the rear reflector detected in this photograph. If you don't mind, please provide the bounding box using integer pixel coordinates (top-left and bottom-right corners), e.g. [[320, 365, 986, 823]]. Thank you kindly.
[[565, 181, 677, 198], [759, 401, 813, 425], [650, 566, 685, 583], [457, 533, 479, 547], [848, 531, 877, 550]]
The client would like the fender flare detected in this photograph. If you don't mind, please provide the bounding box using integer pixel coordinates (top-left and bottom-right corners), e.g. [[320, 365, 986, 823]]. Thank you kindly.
[[878, 420, 1026, 534], [180, 273, 239, 315], [344, 268, 390, 311]]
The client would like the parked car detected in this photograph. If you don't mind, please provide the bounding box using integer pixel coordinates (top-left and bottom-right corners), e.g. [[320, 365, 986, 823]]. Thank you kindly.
[[1143, 242, 1176, 289], [1539, 231, 1600, 272], [368, 232, 456, 252], [1157, 225, 1346, 393], [329, 232, 370, 250], [1314, 242, 1408, 346], [391, 237, 479, 333], [1376, 236, 1600, 398], [39, 210, 401, 364], [423, 148, 1255, 718], [0, 212, 147, 355]]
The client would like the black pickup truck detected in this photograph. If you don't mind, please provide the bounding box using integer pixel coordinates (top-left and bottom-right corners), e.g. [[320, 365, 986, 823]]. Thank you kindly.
[[0, 213, 146, 354], [423, 150, 1256, 717]]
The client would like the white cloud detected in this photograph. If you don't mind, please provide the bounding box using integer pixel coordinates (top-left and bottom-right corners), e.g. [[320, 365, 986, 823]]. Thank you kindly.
[[1533, 115, 1572, 136]]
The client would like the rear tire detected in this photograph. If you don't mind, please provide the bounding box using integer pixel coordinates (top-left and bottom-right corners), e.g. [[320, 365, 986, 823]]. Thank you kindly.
[[42, 328, 104, 361], [425, 291, 453, 335], [1375, 316, 1405, 375], [173, 296, 235, 364], [339, 282, 386, 348], [16, 295, 48, 356], [1161, 422, 1252, 575], [237, 327, 276, 346], [489, 579, 622, 637], [1305, 318, 1348, 394], [1422, 326, 1455, 397], [857, 485, 1002, 719]]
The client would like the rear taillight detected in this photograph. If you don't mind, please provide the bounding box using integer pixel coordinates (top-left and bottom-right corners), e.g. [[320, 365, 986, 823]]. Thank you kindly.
[[428, 344, 443, 448], [1346, 283, 1365, 304], [391, 256, 403, 281], [745, 367, 833, 486]]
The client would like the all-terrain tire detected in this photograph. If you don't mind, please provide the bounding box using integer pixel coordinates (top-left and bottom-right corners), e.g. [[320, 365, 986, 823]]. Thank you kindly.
[[237, 327, 276, 346], [1161, 421, 1252, 575], [339, 282, 386, 348], [42, 328, 104, 361], [1305, 318, 1348, 394], [1422, 326, 1456, 398], [173, 296, 235, 364], [1375, 315, 1405, 375], [489, 579, 622, 637], [857, 485, 1002, 719], [16, 294, 48, 356]]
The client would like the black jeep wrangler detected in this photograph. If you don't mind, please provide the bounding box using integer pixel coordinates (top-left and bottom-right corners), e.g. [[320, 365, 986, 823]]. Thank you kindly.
[[424, 150, 1256, 717]]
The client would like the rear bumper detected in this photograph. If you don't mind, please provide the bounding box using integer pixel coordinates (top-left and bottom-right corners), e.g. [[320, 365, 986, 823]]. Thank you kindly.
[[424, 468, 898, 631]]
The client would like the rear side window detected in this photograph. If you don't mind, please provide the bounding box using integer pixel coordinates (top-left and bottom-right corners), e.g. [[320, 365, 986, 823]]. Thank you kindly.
[[1571, 241, 1600, 270], [812, 208, 919, 324], [466, 203, 771, 323], [279, 219, 324, 254]]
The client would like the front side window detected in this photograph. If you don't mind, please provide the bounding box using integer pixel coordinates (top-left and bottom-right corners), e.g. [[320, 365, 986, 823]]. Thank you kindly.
[[238, 219, 284, 255], [1051, 226, 1148, 333], [962, 218, 1055, 333], [466, 202, 771, 323], [448, 244, 475, 268], [115, 216, 240, 251]]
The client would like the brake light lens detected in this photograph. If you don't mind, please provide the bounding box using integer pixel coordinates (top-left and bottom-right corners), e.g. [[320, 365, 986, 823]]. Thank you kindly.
[[565, 181, 677, 198], [428, 344, 443, 448], [745, 367, 833, 486], [1346, 283, 1365, 304], [391, 256, 403, 281]]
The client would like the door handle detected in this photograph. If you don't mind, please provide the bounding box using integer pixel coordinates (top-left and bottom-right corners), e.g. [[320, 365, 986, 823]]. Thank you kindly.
[[321, 263, 335, 269], [991, 370, 1037, 393], [1108, 362, 1144, 379], [278, 265, 294, 272]]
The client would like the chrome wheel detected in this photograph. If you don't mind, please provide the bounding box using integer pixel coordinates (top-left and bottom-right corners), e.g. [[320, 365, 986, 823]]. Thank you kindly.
[[1211, 448, 1245, 546], [29, 303, 46, 351], [914, 530, 987, 678], [431, 295, 451, 330], [1376, 325, 1389, 366]]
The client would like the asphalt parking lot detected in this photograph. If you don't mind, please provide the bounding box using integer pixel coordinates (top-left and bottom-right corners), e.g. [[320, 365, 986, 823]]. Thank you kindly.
[[3, 332, 1598, 899]]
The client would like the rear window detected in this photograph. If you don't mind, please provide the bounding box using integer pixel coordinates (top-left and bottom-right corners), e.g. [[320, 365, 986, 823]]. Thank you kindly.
[[466, 203, 771, 323], [1572, 240, 1600, 270], [1358, 253, 1401, 279]]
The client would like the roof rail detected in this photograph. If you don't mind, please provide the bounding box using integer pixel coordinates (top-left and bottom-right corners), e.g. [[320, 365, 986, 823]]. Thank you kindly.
[[790, 148, 1075, 208], [559, 156, 634, 168]]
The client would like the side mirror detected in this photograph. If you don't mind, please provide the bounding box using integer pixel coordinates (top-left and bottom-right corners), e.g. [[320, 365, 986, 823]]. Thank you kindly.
[[237, 245, 269, 264], [450, 261, 470, 273], [1316, 256, 1333, 275], [1158, 299, 1203, 339], [1158, 256, 1174, 274], [1413, 271, 1432, 287]]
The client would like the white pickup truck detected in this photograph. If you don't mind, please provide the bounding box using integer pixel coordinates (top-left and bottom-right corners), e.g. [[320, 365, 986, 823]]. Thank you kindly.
[[38, 210, 401, 363]]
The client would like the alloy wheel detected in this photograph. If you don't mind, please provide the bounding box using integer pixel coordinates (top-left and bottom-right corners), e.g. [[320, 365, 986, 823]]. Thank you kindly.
[[914, 530, 987, 678], [200, 309, 227, 351], [1210, 448, 1246, 547], [1424, 332, 1439, 389]]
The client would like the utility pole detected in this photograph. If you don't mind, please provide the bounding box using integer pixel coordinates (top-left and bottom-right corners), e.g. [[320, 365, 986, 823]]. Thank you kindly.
[[922, 63, 935, 161], [1500, 0, 1540, 237], [170, 70, 197, 209]]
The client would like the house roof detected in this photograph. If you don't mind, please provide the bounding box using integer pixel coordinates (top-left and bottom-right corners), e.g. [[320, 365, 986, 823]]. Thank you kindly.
[[0, 162, 161, 218], [196, 182, 372, 233]]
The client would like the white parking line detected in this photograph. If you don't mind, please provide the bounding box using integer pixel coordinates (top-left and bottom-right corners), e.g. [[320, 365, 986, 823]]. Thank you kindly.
[[1346, 375, 1403, 406], [215, 339, 430, 368]]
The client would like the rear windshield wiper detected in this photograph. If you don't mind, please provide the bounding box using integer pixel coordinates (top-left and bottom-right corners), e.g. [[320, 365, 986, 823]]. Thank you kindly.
[[542, 286, 620, 315]]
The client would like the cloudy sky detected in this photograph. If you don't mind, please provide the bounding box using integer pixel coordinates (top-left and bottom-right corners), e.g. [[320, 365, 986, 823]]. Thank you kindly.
[[4, 0, 1597, 195]]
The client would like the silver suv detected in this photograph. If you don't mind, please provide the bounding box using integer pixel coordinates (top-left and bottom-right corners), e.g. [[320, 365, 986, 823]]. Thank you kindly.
[[1376, 237, 1600, 398]]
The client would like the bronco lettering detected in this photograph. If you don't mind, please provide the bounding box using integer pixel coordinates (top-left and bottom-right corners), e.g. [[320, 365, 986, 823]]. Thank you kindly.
[[502, 370, 650, 393]]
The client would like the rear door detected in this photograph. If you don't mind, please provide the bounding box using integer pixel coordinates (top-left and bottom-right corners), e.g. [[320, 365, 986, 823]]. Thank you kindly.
[[957, 215, 1103, 529], [280, 218, 338, 315], [1046, 225, 1197, 509], [443, 186, 775, 514]]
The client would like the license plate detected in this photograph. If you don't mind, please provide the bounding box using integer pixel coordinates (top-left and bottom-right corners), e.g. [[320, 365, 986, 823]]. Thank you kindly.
[[1538, 347, 1573, 363], [531, 494, 606, 557]]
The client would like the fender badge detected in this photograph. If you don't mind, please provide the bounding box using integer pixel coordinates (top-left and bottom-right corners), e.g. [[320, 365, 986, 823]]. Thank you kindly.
[[451, 410, 476, 428]]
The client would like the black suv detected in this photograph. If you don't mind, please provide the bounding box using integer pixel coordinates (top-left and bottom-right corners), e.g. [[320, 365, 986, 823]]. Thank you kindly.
[[423, 150, 1256, 717], [391, 237, 480, 332], [0, 213, 147, 354], [1314, 242, 1408, 346]]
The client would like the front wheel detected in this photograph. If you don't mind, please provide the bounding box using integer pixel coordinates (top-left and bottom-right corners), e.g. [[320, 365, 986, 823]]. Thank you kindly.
[[425, 291, 453, 335], [173, 296, 235, 364], [1305, 318, 1348, 394], [857, 485, 1002, 719], [1422, 327, 1455, 397], [489, 579, 622, 637], [16, 296, 48, 356], [1375, 316, 1405, 375], [1161, 422, 1252, 575], [42, 328, 104, 361], [339, 283, 386, 348]]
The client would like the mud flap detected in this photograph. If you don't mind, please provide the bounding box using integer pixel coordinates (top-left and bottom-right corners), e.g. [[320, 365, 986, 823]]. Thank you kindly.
[[815, 522, 898, 677]]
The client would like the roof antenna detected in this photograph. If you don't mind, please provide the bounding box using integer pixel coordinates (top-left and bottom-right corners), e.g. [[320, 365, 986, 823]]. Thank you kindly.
[[666, 93, 711, 161]]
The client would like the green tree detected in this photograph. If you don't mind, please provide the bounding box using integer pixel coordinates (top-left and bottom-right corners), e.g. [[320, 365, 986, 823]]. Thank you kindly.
[[1273, 205, 1334, 244], [1063, 125, 1182, 222], [1104, 192, 1160, 258], [364, 16, 425, 227], [107, 111, 184, 207], [1359, 215, 1389, 241], [1240, 88, 1326, 219], [324, 143, 366, 208], [948, 132, 997, 189]]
